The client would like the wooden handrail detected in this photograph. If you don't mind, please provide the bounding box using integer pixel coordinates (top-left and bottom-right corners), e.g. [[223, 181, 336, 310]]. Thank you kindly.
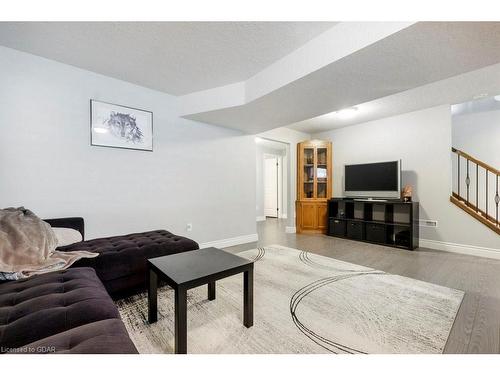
[[452, 147, 500, 176]]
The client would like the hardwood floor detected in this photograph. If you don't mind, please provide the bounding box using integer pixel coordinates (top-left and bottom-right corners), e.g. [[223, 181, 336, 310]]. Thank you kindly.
[[225, 218, 500, 353]]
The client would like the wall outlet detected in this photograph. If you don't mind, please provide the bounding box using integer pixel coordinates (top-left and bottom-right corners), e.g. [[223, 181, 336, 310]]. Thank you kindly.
[[186, 223, 193, 232], [419, 219, 438, 228]]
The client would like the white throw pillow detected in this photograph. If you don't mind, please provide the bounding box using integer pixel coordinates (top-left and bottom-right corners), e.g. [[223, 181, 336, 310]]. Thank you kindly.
[[51, 227, 83, 247]]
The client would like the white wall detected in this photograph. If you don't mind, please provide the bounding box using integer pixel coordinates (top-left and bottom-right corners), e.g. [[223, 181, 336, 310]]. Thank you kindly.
[[0, 46, 257, 245], [315, 105, 500, 256], [257, 128, 310, 231]]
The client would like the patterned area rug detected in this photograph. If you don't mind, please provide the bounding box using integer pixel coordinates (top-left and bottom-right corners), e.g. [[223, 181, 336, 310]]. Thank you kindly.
[[116, 245, 464, 354]]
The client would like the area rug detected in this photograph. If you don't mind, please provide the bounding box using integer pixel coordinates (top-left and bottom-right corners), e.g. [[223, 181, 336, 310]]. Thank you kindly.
[[116, 245, 464, 354]]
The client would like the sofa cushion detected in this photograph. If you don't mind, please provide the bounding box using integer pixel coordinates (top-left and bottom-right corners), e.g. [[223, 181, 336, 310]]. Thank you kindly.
[[0, 268, 120, 350], [13, 319, 137, 354], [59, 230, 199, 283]]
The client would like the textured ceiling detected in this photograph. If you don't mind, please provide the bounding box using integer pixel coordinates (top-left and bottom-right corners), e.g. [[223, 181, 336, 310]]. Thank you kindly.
[[2, 21, 498, 134], [0, 22, 335, 95], [184, 22, 500, 133], [302, 63, 500, 135]]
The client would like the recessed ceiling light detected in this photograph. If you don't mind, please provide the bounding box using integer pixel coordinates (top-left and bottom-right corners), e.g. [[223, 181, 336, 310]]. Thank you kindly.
[[93, 127, 108, 134], [254, 137, 263, 144], [335, 107, 358, 119], [494, 95, 500, 102]]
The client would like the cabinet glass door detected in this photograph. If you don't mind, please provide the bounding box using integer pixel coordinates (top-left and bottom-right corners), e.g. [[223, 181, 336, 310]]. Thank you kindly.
[[316, 147, 328, 198], [303, 148, 314, 198]]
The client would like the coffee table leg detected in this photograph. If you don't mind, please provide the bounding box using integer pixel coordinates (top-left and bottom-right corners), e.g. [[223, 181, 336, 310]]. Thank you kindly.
[[175, 287, 187, 354], [243, 265, 254, 328], [208, 281, 216, 300], [148, 268, 158, 324]]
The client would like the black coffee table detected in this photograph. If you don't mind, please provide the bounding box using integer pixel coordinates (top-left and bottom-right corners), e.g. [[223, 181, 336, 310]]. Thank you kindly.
[[147, 247, 254, 354]]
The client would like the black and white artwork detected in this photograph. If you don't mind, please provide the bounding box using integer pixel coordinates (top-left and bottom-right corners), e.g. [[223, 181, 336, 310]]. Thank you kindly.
[[90, 100, 153, 151]]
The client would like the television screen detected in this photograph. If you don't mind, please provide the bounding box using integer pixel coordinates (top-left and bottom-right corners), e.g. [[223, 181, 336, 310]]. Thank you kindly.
[[345, 161, 399, 192]]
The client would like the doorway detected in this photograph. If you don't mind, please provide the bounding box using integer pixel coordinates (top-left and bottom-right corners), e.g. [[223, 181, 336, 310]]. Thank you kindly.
[[255, 137, 288, 222]]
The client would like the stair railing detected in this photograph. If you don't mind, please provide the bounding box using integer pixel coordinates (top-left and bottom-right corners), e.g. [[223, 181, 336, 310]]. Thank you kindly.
[[452, 147, 500, 229]]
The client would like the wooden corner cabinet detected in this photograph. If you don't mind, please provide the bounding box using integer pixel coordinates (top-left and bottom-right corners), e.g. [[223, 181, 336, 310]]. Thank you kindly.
[[296, 140, 332, 233]]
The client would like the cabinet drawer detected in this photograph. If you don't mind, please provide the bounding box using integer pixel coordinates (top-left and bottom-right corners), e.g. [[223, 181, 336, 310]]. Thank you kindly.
[[366, 223, 386, 243], [329, 219, 346, 237], [346, 221, 364, 240]]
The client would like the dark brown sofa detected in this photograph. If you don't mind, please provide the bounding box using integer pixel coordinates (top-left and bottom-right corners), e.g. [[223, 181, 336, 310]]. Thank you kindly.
[[45, 217, 199, 297], [0, 217, 200, 354], [62, 231, 199, 297], [0, 268, 137, 354]]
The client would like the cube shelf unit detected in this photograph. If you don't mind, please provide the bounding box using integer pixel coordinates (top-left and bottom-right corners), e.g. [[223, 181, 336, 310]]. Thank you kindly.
[[327, 198, 419, 250]]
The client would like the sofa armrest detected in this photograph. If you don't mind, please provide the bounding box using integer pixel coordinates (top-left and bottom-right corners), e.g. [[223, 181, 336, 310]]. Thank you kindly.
[[43, 217, 85, 240]]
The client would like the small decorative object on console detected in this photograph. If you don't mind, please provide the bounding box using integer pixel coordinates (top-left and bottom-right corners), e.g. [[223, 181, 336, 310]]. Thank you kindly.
[[402, 185, 412, 202]]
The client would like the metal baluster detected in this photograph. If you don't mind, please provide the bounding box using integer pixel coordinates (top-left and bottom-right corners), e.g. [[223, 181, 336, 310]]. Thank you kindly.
[[466, 159, 470, 204], [476, 164, 479, 212]]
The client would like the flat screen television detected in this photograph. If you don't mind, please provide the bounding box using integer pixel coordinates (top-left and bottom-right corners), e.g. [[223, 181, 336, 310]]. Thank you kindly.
[[344, 160, 401, 199]]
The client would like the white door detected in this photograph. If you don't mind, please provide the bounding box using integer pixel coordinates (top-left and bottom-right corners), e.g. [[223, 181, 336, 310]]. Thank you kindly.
[[264, 156, 278, 217]]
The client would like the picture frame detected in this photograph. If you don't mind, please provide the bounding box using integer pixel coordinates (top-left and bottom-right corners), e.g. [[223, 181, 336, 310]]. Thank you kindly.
[[90, 99, 153, 151]]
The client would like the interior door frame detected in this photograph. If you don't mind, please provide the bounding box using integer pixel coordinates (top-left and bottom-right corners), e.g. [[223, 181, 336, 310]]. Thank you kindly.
[[257, 136, 290, 230]]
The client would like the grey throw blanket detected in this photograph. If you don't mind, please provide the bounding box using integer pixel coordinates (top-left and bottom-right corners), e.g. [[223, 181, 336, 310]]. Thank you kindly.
[[0, 207, 98, 280]]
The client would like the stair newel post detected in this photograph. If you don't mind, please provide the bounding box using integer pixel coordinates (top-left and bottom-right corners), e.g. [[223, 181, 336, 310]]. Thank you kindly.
[[457, 153, 460, 198]]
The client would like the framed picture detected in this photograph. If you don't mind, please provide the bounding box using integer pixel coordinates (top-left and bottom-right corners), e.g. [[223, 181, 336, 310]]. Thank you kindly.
[[90, 99, 153, 151]]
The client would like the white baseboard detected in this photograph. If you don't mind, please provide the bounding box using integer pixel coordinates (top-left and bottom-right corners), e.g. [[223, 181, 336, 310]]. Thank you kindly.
[[420, 239, 500, 260], [285, 226, 296, 234], [199, 233, 259, 249]]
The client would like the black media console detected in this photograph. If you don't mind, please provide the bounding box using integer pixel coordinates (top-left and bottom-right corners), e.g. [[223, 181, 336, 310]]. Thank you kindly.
[[327, 198, 419, 250]]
